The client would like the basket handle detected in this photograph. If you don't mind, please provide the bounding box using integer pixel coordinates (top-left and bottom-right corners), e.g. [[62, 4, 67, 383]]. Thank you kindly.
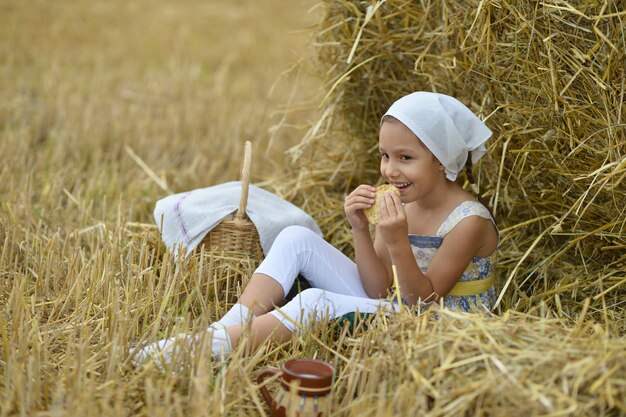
[[235, 141, 252, 220]]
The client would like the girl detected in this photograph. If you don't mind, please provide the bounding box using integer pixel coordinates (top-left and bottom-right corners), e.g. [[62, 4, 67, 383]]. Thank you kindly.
[[132, 91, 499, 367]]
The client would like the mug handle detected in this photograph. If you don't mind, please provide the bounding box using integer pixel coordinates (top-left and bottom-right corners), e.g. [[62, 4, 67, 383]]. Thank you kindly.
[[257, 367, 281, 411]]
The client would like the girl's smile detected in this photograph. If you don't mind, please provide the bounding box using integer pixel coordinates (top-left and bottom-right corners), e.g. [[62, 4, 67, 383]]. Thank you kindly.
[[391, 181, 411, 190]]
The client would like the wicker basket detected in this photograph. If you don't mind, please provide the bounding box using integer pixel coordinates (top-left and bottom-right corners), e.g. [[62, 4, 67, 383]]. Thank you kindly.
[[200, 141, 263, 260]]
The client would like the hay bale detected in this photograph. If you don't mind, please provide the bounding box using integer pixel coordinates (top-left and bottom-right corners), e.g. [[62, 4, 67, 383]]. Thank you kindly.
[[276, 0, 625, 330], [327, 308, 626, 415]]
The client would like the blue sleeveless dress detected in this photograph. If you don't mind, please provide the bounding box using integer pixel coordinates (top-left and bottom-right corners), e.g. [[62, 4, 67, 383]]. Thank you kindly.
[[409, 200, 497, 312]]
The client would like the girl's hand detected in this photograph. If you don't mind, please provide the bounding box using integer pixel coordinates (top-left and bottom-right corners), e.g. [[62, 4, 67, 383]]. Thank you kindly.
[[344, 184, 376, 231], [377, 191, 409, 246]]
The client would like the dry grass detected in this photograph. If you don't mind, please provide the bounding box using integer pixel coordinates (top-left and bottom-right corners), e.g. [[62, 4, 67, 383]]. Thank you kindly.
[[2, 0, 625, 416], [0, 0, 323, 415]]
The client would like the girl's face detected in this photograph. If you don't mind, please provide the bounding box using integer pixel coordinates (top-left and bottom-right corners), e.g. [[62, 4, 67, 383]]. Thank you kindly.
[[378, 120, 445, 203]]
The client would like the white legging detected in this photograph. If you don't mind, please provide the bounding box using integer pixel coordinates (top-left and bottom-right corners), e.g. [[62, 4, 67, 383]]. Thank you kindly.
[[254, 225, 397, 333]]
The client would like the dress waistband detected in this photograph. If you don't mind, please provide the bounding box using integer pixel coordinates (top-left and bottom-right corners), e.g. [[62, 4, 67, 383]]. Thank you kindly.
[[447, 275, 494, 296]]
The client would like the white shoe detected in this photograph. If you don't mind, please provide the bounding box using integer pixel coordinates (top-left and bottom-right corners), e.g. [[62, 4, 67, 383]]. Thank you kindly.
[[130, 328, 232, 370], [130, 332, 192, 370]]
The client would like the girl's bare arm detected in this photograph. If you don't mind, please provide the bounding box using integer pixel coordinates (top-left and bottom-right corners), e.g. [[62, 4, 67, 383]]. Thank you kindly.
[[344, 184, 392, 298], [353, 228, 392, 298]]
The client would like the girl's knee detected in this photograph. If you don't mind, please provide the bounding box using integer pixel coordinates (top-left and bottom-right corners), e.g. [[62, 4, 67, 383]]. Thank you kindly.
[[299, 287, 325, 298], [273, 225, 321, 248], [294, 288, 328, 310]]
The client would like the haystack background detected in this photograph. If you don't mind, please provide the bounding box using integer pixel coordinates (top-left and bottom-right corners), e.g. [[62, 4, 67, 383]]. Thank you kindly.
[[278, 0, 626, 332], [2, 0, 626, 416]]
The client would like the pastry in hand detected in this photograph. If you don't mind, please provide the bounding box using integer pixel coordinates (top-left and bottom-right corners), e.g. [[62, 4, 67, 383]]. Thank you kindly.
[[363, 184, 400, 224]]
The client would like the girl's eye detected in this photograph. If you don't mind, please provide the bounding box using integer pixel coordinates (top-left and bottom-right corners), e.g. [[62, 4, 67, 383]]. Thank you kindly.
[[380, 153, 389, 159], [400, 155, 411, 161]]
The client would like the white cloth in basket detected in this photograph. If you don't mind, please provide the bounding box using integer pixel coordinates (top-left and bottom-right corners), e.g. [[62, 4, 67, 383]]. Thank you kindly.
[[154, 181, 323, 258]]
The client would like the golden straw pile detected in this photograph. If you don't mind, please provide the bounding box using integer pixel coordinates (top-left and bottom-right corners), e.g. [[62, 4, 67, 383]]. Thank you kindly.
[[277, 0, 626, 331], [326, 308, 626, 416]]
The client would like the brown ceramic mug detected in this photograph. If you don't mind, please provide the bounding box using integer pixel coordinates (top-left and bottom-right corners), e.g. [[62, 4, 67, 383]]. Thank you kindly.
[[257, 358, 335, 417]]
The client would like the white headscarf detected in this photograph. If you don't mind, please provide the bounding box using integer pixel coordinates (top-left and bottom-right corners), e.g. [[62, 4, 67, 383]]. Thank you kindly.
[[381, 92, 492, 181]]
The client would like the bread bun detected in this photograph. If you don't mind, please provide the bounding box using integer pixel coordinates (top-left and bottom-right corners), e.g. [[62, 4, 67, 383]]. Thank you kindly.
[[364, 184, 400, 224]]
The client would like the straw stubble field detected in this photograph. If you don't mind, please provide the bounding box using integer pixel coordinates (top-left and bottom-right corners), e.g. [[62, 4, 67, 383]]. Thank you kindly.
[[1, 0, 322, 415], [1, 0, 626, 416]]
